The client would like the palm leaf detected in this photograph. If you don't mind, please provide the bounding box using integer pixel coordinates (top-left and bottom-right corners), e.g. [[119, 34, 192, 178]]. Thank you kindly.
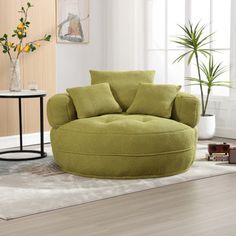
[[213, 80, 231, 84], [211, 84, 232, 88], [185, 83, 201, 87], [187, 51, 195, 65], [185, 77, 200, 82], [172, 21, 231, 115], [198, 49, 210, 58], [185, 77, 208, 85], [197, 32, 214, 47], [173, 21, 213, 65], [172, 51, 192, 63]]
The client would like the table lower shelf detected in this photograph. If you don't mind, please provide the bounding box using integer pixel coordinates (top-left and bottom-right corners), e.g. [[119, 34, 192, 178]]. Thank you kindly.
[[0, 150, 47, 161]]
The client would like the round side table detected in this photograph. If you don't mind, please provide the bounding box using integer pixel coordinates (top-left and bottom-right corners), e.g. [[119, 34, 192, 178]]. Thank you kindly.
[[0, 90, 47, 161]]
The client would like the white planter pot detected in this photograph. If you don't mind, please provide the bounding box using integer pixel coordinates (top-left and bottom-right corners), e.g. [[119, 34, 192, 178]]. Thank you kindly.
[[198, 115, 216, 140]]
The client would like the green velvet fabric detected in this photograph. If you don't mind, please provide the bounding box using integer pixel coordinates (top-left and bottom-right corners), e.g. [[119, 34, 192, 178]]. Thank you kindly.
[[172, 92, 201, 128], [67, 83, 122, 118], [127, 83, 181, 118], [90, 70, 155, 110], [47, 83, 200, 179], [50, 114, 197, 179], [47, 93, 77, 129]]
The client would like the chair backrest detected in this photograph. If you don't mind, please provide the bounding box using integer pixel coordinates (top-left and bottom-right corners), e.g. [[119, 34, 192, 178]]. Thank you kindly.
[[90, 70, 155, 111]]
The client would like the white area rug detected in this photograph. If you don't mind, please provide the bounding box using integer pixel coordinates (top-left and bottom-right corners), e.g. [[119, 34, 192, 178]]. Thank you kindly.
[[1, 144, 236, 220]]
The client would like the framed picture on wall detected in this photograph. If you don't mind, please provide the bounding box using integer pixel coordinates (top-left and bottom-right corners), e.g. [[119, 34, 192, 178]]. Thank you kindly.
[[56, 0, 89, 43]]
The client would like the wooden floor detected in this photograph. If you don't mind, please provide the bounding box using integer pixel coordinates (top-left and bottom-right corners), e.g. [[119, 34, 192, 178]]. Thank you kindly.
[[1, 138, 236, 236], [1, 174, 236, 236]]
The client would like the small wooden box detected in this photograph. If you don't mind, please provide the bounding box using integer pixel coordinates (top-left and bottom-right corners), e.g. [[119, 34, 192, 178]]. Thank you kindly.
[[208, 143, 230, 155], [229, 148, 236, 164]]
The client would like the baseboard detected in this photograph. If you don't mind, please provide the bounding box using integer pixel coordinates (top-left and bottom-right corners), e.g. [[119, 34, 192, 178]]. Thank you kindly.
[[215, 127, 236, 140], [0, 132, 50, 149]]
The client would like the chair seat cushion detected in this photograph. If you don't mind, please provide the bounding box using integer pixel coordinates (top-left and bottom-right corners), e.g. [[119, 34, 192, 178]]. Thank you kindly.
[[51, 114, 197, 178]]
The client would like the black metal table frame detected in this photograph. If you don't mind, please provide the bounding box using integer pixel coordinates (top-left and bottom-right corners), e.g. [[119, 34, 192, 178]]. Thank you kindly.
[[0, 93, 47, 161]]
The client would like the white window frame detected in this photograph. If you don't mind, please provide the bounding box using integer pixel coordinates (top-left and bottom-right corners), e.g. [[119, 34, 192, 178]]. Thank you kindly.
[[145, 0, 235, 100], [230, 0, 236, 99]]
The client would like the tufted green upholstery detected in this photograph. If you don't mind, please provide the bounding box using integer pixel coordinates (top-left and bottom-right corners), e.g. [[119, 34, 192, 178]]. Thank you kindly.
[[172, 92, 201, 128], [47, 93, 77, 129], [50, 114, 197, 178], [47, 71, 200, 179], [127, 83, 181, 118], [90, 70, 155, 110], [67, 83, 122, 118]]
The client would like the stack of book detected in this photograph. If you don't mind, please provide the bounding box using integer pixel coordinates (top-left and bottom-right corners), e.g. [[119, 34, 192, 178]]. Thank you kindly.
[[207, 153, 229, 162]]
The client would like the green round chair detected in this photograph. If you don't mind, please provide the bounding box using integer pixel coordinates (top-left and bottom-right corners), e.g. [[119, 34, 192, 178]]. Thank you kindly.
[[47, 70, 200, 179]]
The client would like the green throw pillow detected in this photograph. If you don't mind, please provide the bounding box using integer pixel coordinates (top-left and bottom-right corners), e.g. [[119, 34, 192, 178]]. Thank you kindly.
[[67, 83, 122, 118], [90, 70, 155, 111], [127, 83, 181, 118]]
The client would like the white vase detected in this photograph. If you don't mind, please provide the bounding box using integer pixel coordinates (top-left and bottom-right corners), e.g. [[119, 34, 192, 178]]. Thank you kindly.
[[9, 59, 21, 91], [198, 114, 216, 140]]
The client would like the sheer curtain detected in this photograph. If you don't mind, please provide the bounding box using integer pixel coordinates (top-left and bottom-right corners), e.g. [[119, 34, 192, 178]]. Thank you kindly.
[[103, 0, 145, 70]]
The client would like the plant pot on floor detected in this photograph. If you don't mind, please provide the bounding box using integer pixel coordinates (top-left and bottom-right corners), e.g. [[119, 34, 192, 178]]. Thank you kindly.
[[198, 114, 215, 140]]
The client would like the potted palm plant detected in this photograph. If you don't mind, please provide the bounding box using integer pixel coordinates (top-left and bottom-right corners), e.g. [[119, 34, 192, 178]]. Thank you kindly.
[[173, 22, 230, 139]]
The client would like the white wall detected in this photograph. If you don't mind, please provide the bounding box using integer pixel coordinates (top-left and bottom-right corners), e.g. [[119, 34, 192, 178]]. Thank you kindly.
[[57, 0, 145, 92], [56, 0, 106, 92]]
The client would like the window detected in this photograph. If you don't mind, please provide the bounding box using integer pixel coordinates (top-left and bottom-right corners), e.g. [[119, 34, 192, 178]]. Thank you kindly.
[[146, 0, 231, 96]]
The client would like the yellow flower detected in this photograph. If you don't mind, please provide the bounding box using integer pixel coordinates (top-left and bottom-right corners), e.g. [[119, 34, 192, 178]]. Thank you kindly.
[[7, 42, 13, 47], [17, 22, 24, 30], [35, 43, 41, 47], [18, 31, 22, 36], [23, 45, 30, 53], [17, 45, 23, 53]]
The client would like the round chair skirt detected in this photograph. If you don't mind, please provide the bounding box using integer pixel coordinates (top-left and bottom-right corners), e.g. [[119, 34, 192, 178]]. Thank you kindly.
[[51, 114, 197, 179]]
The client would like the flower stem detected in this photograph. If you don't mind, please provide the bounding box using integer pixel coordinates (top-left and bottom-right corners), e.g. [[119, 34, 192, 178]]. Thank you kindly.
[[28, 37, 47, 45], [0, 40, 12, 61], [16, 5, 30, 59]]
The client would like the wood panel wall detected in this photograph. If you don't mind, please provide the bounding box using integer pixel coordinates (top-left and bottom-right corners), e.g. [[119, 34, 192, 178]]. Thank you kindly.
[[0, 0, 56, 137]]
